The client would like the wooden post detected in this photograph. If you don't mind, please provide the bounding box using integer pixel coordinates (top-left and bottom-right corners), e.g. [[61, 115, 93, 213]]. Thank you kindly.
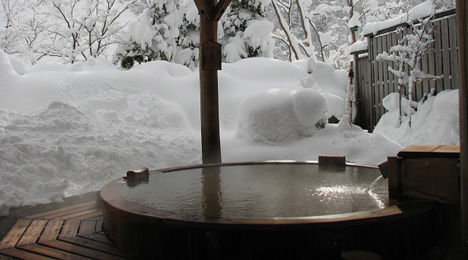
[[199, 8, 221, 164], [195, 0, 231, 164], [456, 0, 468, 257]]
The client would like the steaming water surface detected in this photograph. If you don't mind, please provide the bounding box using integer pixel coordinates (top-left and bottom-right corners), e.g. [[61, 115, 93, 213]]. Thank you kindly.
[[119, 164, 388, 218]]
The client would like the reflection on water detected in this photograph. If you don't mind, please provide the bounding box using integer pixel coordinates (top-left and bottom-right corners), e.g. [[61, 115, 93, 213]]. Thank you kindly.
[[119, 164, 388, 219], [202, 166, 222, 218]]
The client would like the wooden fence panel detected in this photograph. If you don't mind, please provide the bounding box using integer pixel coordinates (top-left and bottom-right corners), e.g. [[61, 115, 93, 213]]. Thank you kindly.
[[355, 54, 371, 130], [441, 18, 452, 91], [433, 19, 444, 93], [449, 15, 459, 90], [352, 11, 457, 132]]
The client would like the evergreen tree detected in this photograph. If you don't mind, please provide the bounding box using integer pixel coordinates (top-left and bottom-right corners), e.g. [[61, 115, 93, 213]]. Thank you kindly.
[[115, 0, 182, 68], [221, 0, 274, 62], [175, 0, 199, 69]]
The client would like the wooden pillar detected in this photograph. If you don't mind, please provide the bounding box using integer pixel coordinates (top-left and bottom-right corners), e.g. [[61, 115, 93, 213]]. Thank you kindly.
[[456, 1, 468, 257], [199, 0, 222, 164]]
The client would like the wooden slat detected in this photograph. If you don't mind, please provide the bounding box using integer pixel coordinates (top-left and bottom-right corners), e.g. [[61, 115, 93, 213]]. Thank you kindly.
[[42, 240, 128, 260], [26, 201, 98, 219], [387, 31, 395, 90], [433, 20, 443, 93], [0, 201, 135, 260], [86, 215, 103, 222], [38, 219, 63, 243], [399, 145, 440, 153], [19, 244, 94, 260], [59, 219, 80, 239], [397, 145, 460, 159], [60, 208, 102, 221], [95, 219, 103, 232], [428, 32, 436, 91], [441, 18, 451, 91], [0, 218, 32, 249], [78, 220, 96, 236], [433, 145, 460, 154], [449, 15, 458, 90], [17, 219, 48, 246], [61, 237, 133, 258], [80, 232, 114, 246], [0, 248, 55, 260]]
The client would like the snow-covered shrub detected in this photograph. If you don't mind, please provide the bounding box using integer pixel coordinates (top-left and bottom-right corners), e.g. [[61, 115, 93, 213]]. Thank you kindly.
[[376, 1, 441, 126], [114, 0, 273, 68], [175, 0, 200, 69], [115, 0, 183, 68], [221, 0, 274, 62], [236, 88, 327, 144], [374, 90, 459, 146], [300, 59, 347, 121]]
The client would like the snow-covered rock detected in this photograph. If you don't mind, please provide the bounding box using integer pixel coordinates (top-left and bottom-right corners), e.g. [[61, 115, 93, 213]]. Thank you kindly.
[[236, 88, 327, 144]]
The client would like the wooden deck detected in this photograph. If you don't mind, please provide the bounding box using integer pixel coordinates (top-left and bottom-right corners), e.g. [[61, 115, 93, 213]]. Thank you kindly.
[[0, 201, 134, 260]]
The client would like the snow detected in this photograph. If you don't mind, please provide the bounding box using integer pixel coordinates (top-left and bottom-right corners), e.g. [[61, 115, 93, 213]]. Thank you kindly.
[[236, 88, 327, 144], [349, 40, 368, 54], [374, 90, 460, 147], [348, 12, 362, 28], [0, 49, 458, 216], [243, 20, 275, 58], [362, 1, 436, 36]]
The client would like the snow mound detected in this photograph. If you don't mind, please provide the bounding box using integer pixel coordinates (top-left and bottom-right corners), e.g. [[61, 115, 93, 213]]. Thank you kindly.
[[374, 90, 459, 147], [300, 61, 347, 120], [236, 88, 327, 144], [382, 92, 413, 112], [0, 50, 19, 79], [8, 56, 27, 75], [0, 101, 200, 215]]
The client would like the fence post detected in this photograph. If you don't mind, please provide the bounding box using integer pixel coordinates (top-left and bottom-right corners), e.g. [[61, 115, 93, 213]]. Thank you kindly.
[[456, 1, 468, 258]]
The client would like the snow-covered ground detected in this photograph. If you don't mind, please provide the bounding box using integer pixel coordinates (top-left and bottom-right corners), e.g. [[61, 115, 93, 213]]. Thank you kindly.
[[0, 50, 459, 216]]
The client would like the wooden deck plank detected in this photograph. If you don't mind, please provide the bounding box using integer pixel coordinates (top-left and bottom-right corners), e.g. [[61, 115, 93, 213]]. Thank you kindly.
[[38, 219, 63, 243], [42, 240, 128, 260], [61, 236, 134, 258], [0, 247, 56, 260], [86, 215, 103, 222], [433, 145, 460, 154], [399, 145, 440, 153], [17, 219, 48, 246], [0, 201, 135, 260], [60, 208, 102, 221], [59, 219, 80, 239], [19, 243, 94, 260], [95, 219, 103, 232], [0, 219, 32, 249], [78, 220, 96, 236], [80, 232, 114, 246], [25, 201, 97, 219]]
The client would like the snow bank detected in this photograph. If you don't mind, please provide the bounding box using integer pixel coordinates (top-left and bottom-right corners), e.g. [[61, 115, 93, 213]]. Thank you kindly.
[[224, 119, 402, 166], [374, 90, 459, 147], [0, 50, 19, 79]]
